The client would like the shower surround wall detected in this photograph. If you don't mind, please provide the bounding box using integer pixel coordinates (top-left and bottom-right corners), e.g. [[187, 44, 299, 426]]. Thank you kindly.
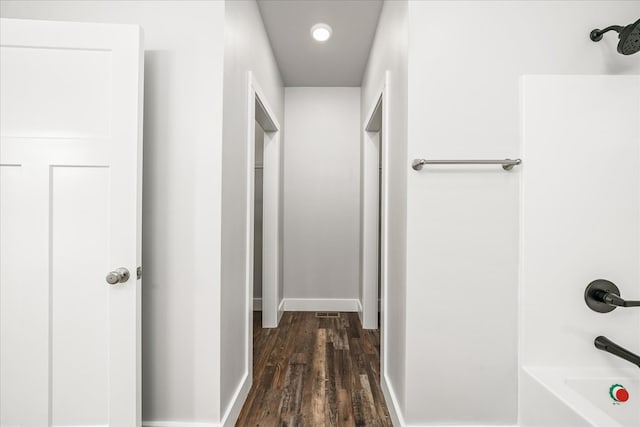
[[520, 75, 640, 369], [519, 75, 640, 425]]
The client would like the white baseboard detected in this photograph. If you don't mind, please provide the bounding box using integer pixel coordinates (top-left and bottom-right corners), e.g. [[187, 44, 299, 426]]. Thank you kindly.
[[221, 371, 252, 427], [142, 423, 219, 427], [381, 373, 405, 427], [281, 298, 360, 312], [381, 368, 518, 427], [257, 298, 358, 313], [254, 298, 285, 324], [145, 374, 251, 427], [278, 298, 285, 322], [57, 425, 108, 427]]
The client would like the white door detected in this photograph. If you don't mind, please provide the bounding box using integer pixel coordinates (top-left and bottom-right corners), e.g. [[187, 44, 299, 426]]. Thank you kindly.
[[0, 18, 143, 427]]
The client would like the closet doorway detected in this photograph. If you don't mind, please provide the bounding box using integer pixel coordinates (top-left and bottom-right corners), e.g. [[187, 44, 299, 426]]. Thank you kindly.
[[361, 76, 388, 333], [245, 74, 282, 331]]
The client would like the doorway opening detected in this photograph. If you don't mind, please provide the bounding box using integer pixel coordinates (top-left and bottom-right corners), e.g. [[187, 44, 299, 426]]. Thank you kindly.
[[361, 90, 385, 331], [253, 120, 265, 319], [246, 75, 282, 332], [237, 80, 393, 426]]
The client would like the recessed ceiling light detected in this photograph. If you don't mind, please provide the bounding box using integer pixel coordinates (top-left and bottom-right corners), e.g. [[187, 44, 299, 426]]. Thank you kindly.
[[311, 23, 332, 42]]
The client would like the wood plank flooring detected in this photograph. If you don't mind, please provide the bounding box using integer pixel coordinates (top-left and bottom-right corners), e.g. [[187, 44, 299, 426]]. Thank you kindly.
[[236, 312, 392, 427]]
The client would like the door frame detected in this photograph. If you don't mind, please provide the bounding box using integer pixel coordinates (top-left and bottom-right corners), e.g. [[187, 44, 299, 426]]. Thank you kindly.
[[361, 74, 389, 333], [244, 72, 282, 337], [222, 71, 283, 427]]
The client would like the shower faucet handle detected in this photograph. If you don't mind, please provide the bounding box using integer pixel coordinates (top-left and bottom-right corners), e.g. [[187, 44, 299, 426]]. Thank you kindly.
[[596, 291, 640, 308], [585, 279, 640, 313], [594, 336, 640, 369]]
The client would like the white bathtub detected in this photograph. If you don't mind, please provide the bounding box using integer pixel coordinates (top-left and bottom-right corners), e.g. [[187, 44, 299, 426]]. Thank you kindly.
[[520, 367, 639, 427]]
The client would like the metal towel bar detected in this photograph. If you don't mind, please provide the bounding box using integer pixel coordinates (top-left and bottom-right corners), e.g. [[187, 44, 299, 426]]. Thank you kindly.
[[411, 158, 522, 171]]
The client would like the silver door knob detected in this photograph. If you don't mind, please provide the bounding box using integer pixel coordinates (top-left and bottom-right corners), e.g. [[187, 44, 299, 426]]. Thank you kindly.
[[106, 267, 130, 285]]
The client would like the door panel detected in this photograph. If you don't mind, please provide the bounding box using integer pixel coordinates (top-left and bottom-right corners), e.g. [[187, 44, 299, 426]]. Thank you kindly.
[[0, 46, 112, 138], [0, 18, 143, 426], [51, 167, 111, 425], [0, 164, 41, 425]]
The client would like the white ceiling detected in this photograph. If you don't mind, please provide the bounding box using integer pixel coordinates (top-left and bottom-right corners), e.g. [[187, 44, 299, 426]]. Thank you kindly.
[[257, 0, 383, 87]]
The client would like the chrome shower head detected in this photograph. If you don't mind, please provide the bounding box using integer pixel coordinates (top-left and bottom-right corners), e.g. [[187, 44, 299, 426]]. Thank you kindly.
[[590, 18, 640, 55]]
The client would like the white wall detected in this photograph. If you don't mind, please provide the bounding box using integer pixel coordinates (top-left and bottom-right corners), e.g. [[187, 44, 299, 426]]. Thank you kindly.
[[220, 0, 284, 422], [360, 0, 408, 423], [405, 1, 640, 425], [283, 87, 361, 306], [0, 1, 225, 424]]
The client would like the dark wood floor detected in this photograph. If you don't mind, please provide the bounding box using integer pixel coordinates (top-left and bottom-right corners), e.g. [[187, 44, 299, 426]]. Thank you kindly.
[[236, 311, 392, 427]]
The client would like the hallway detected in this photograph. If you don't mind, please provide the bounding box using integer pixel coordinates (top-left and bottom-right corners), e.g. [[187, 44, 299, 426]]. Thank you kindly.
[[237, 312, 392, 426]]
